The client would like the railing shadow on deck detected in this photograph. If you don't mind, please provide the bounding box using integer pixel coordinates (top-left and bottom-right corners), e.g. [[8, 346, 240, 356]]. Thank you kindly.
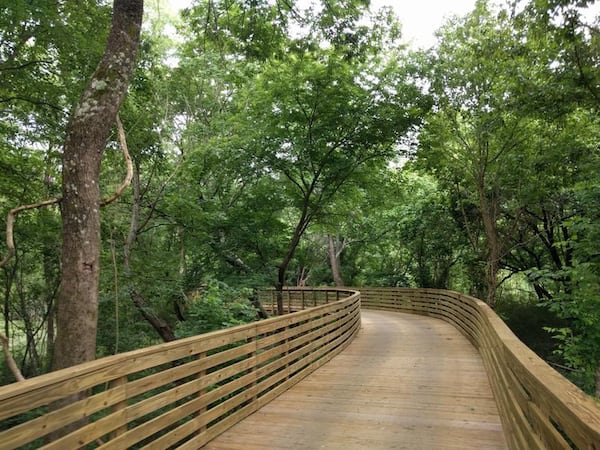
[[0, 288, 360, 450], [0, 287, 599, 450]]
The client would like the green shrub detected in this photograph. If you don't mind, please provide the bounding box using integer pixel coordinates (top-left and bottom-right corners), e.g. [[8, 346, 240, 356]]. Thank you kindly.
[[175, 280, 257, 338]]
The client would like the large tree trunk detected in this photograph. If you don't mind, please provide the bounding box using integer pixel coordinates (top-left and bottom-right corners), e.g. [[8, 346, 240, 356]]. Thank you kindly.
[[52, 0, 143, 372]]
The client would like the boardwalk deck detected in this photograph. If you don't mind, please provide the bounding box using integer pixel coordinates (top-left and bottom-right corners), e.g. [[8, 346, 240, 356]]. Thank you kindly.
[[203, 309, 508, 449]]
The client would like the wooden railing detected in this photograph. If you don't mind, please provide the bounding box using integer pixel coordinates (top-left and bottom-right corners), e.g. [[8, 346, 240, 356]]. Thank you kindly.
[[260, 286, 348, 314], [2, 286, 599, 450], [0, 288, 360, 450], [358, 287, 600, 450]]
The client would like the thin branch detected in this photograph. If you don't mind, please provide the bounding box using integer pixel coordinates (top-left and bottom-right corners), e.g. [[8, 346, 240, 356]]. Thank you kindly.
[[0, 332, 25, 382], [0, 60, 54, 72], [0, 197, 61, 268], [548, 361, 581, 373], [135, 159, 183, 234], [572, 24, 600, 105], [1, 114, 133, 269], [0, 96, 63, 111], [100, 114, 133, 206], [497, 270, 518, 287]]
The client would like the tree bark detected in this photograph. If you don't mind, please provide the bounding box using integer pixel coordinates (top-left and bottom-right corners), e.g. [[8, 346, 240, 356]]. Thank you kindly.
[[130, 289, 176, 342], [475, 173, 501, 308], [328, 235, 345, 287], [52, 0, 143, 372], [250, 289, 268, 320], [276, 212, 310, 315]]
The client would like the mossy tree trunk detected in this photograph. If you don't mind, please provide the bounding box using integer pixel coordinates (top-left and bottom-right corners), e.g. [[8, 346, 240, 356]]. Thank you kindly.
[[52, 0, 144, 372]]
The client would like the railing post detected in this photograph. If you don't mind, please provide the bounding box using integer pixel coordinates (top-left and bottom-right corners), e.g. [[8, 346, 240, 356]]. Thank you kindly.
[[109, 376, 128, 439], [197, 351, 207, 432], [287, 289, 291, 313], [285, 325, 291, 380], [249, 335, 258, 404], [301, 289, 305, 310]]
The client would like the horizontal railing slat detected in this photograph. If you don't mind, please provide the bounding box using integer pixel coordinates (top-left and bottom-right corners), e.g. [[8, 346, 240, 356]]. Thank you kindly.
[[2, 286, 598, 450], [0, 288, 360, 450]]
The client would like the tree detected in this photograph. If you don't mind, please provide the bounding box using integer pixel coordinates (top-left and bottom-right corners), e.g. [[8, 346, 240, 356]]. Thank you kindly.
[[418, 1, 540, 306], [174, 2, 428, 313], [511, 0, 599, 109], [416, 0, 600, 393], [240, 40, 425, 312], [510, 0, 600, 395], [1, 1, 112, 381], [52, 0, 144, 371]]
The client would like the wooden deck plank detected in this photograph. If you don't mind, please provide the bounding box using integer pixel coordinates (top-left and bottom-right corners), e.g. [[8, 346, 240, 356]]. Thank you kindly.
[[202, 310, 508, 449]]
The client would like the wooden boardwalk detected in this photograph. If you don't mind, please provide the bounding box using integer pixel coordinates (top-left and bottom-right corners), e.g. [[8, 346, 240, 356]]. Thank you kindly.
[[203, 309, 508, 449]]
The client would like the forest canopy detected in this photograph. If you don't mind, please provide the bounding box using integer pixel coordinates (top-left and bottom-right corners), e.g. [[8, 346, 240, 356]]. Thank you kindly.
[[1, 0, 599, 396]]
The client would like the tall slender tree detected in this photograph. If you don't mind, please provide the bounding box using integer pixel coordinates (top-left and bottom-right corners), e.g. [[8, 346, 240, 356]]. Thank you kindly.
[[418, 1, 536, 306]]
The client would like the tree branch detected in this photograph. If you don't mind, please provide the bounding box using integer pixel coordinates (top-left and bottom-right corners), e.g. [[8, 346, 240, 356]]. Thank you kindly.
[[0, 332, 25, 382], [0, 60, 54, 72], [1, 113, 133, 269], [100, 114, 133, 206], [0, 198, 61, 268], [0, 96, 63, 111]]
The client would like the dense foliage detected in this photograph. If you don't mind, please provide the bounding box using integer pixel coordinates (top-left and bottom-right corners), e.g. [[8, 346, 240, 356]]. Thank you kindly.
[[1, 0, 598, 395]]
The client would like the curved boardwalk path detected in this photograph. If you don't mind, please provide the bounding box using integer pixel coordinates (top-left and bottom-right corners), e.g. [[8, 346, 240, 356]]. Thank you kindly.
[[203, 310, 508, 449]]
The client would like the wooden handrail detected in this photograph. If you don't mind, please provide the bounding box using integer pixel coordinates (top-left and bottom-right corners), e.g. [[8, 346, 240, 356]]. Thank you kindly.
[[258, 286, 352, 314], [358, 287, 600, 450], [2, 286, 598, 449], [0, 288, 360, 449]]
